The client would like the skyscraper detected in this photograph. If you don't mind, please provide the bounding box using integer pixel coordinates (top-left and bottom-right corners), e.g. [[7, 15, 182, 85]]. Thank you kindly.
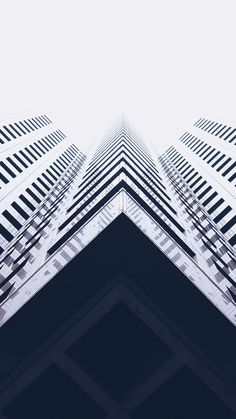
[[164, 116, 236, 246], [0, 113, 85, 314], [161, 115, 236, 315], [0, 117, 235, 418]]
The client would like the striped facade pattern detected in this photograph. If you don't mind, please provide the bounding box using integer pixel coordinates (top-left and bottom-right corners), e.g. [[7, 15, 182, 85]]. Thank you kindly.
[[164, 145, 236, 246], [0, 118, 235, 327], [0, 113, 86, 315], [194, 117, 236, 145]]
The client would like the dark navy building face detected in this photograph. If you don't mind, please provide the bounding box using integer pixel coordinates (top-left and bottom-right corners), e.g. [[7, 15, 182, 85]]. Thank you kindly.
[[0, 117, 235, 418]]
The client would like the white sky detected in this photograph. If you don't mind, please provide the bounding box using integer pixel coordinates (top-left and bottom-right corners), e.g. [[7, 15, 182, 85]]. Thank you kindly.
[[0, 0, 236, 153]]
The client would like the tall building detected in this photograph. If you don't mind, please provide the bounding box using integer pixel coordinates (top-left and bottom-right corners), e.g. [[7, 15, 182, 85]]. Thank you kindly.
[[0, 117, 235, 418], [164, 116, 236, 246], [0, 113, 85, 314], [161, 115, 236, 315]]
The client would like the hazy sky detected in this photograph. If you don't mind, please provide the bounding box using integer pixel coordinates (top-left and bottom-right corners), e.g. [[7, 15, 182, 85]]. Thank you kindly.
[[0, 0, 236, 153]]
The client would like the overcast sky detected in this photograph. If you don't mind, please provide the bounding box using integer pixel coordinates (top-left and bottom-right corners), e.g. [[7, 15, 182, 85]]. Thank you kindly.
[[0, 0, 236, 153]]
